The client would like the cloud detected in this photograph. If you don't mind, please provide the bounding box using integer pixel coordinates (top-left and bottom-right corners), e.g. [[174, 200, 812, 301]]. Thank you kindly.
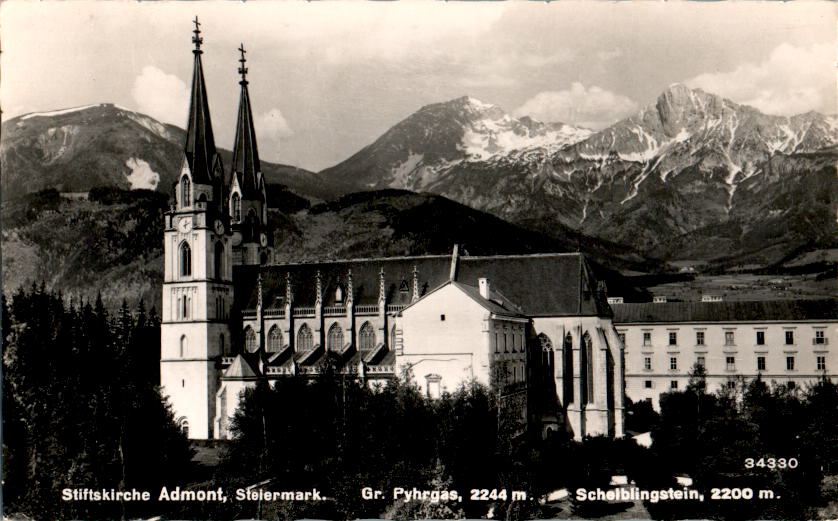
[[131, 66, 189, 127], [686, 43, 835, 116], [257, 108, 293, 141], [514, 82, 639, 129]]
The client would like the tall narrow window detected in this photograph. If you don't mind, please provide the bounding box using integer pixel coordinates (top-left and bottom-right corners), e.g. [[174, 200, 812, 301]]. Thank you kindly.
[[726, 356, 735, 371], [643, 332, 651, 346], [817, 356, 826, 371], [244, 327, 257, 353], [179, 242, 192, 277], [583, 334, 594, 404], [785, 331, 794, 345], [725, 331, 735, 346], [267, 326, 283, 353], [180, 335, 188, 357], [786, 356, 795, 371], [696, 356, 705, 368], [670, 357, 678, 370], [220, 333, 226, 356], [181, 175, 191, 207], [181, 296, 190, 320], [359, 322, 376, 356], [563, 334, 574, 405], [756, 331, 765, 345], [757, 356, 766, 371], [214, 242, 224, 280], [815, 331, 825, 344], [696, 331, 705, 345], [297, 324, 313, 351], [644, 357, 652, 370], [668, 332, 677, 345], [327, 323, 344, 351], [231, 192, 241, 223]]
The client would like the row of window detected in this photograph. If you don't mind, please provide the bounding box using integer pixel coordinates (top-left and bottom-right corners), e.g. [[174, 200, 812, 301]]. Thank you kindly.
[[625, 330, 827, 348], [494, 325, 525, 354], [642, 355, 827, 372], [644, 379, 801, 391], [243, 322, 382, 353]]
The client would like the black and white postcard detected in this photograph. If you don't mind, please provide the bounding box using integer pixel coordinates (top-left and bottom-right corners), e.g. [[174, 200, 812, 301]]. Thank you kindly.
[[2, 2, 836, 520]]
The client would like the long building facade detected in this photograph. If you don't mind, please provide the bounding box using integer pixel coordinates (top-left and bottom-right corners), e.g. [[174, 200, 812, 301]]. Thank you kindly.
[[160, 23, 626, 442], [613, 300, 838, 408]]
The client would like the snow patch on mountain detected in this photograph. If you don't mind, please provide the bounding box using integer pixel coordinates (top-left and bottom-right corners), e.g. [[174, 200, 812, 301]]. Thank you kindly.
[[21, 104, 103, 120], [462, 115, 592, 160], [125, 157, 160, 190], [125, 112, 177, 141], [387, 153, 425, 189]]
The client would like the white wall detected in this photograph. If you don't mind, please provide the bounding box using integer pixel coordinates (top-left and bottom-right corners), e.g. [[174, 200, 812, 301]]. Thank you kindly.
[[397, 285, 492, 394], [618, 321, 838, 408]]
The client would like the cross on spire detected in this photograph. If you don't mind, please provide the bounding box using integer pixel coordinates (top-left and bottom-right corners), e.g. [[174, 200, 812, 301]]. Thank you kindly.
[[238, 43, 248, 84], [192, 16, 203, 54]]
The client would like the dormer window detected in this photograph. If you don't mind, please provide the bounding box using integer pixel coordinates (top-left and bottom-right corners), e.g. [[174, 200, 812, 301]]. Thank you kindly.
[[181, 175, 191, 208]]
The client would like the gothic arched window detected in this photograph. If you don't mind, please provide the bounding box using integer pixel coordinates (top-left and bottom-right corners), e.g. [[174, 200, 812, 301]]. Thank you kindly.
[[214, 242, 224, 280], [181, 175, 191, 207], [359, 322, 376, 355], [219, 333, 226, 356], [327, 323, 344, 351], [267, 326, 283, 353], [244, 327, 257, 353], [297, 324, 313, 351], [231, 192, 241, 223], [180, 242, 192, 277], [180, 335, 188, 357]]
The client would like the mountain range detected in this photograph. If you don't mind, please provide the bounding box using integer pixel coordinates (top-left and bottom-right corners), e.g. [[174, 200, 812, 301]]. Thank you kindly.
[[0, 103, 349, 202], [321, 84, 838, 266], [2, 84, 836, 273]]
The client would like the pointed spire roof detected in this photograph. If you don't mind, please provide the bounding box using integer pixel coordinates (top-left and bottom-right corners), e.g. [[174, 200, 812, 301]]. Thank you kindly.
[[184, 17, 219, 185], [223, 354, 260, 379], [231, 43, 263, 199]]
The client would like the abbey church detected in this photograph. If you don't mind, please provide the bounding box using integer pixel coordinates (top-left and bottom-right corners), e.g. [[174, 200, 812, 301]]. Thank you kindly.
[[160, 21, 626, 442]]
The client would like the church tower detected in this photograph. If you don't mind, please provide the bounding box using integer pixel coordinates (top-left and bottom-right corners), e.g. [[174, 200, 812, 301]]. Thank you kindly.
[[228, 44, 270, 265], [160, 18, 234, 439]]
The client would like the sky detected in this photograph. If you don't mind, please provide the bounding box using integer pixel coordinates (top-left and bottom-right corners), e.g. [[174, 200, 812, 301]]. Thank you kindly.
[[2, 1, 835, 171]]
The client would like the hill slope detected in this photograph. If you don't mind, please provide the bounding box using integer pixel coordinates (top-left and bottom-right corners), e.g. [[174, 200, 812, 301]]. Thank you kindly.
[[2, 188, 655, 307], [0, 104, 349, 203]]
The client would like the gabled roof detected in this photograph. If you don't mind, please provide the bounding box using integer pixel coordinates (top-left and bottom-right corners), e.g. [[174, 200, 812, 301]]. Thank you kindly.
[[233, 252, 610, 317], [612, 299, 838, 324], [401, 280, 526, 318], [183, 45, 220, 185], [223, 354, 260, 379]]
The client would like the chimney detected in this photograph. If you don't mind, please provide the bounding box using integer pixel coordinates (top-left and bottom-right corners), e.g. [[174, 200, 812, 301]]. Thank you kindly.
[[478, 278, 491, 299], [449, 244, 460, 281]]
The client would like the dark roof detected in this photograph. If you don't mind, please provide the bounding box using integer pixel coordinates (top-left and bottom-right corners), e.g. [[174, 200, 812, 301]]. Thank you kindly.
[[612, 299, 838, 324], [184, 49, 220, 185], [231, 79, 263, 200], [233, 252, 610, 317]]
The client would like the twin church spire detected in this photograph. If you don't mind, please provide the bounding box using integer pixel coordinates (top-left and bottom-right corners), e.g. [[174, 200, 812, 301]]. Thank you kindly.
[[182, 17, 264, 210], [231, 43, 263, 200]]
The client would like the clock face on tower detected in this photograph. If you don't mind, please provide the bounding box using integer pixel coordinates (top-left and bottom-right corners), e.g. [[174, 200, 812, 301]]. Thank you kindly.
[[214, 219, 225, 236], [178, 216, 193, 233], [260, 232, 268, 247]]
